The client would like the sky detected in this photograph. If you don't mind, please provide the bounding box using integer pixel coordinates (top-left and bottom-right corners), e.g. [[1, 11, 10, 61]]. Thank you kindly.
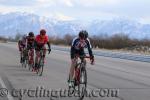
[[0, 0, 150, 23]]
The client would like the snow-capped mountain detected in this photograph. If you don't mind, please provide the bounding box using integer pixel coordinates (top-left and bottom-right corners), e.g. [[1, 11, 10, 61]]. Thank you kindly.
[[87, 18, 150, 39], [0, 12, 150, 39]]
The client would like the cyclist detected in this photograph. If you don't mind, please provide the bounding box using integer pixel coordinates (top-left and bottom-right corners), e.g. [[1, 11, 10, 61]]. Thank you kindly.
[[68, 30, 94, 87], [34, 29, 51, 71], [26, 32, 35, 64], [18, 35, 27, 63]]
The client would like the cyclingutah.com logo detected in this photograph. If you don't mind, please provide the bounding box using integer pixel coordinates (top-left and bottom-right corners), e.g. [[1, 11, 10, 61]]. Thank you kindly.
[[0, 86, 119, 99]]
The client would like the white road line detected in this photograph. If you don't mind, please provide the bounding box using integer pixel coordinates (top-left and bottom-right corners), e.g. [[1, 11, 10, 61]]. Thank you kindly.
[[0, 77, 14, 100]]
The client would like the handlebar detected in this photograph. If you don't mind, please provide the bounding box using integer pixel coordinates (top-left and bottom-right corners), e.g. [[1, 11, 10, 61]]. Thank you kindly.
[[35, 48, 51, 51], [75, 55, 94, 65], [37, 48, 51, 54], [75, 55, 91, 59]]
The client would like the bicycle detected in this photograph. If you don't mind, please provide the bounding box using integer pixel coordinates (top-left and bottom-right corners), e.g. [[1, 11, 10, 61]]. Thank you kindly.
[[68, 55, 93, 100], [28, 48, 34, 71], [21, 48, 28, 68], [34, 48, 49, 76]]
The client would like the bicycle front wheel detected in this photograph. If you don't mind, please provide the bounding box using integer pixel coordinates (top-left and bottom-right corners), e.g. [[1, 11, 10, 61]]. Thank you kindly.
[[37, 65, 43, 76], [36, 57, 44, 76], [28, 63, 33, 71], [78, 64, 87, 100]]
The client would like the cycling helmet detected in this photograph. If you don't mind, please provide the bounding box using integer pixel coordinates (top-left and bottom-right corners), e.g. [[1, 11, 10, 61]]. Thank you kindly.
[[78, 30, 88, 39], [22, 34, 26, 40], [84, 30, 88, 38], [79, 30, 85, 39], [40, 29, 46, 35], [28, 32, 34, 37]]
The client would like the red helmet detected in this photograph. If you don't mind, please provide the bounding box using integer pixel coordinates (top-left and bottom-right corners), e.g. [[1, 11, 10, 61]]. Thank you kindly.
[[40, 29, 46, 35]]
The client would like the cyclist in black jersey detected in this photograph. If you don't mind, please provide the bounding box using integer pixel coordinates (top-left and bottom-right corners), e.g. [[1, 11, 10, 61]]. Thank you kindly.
[[68, 30, 94, 87]]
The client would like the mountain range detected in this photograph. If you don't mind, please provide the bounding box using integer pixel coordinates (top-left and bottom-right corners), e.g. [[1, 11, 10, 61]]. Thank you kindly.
[[0, 12, 150, 39]]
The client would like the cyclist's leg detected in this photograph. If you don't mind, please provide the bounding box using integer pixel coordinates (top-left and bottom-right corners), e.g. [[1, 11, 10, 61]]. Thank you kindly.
[[18, 44, 22, 52], [31, 48, 34, 64], [19, 43, 23, 62], [68, 58, 77, 87], [22, 46, 26, 62], [24, 47, 28, 63], [69, 58, 77, 80], [30, 43, 34, 64], [28, 44, 34, 64], [22, 46, 27, 58], [27, 44, 31, 63], [20, 47, 23, 63], [69, 49, 78, 86], [34, 49, 40, 69]]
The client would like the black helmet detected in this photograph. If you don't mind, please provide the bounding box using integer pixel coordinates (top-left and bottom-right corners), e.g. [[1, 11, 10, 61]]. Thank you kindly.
[[78, 30, 88, 39], [84, 30, 88, 38], [28, 32, 34, 37]]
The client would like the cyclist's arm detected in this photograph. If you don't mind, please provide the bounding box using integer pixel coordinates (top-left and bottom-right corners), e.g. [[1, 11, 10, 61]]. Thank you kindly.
[[71, 37, 78, 47], [86, 38, 93, 57], [86, 38, 94, 64], [18, 40, 20, 46], [34, 40, 40, 50], [18, 40, 21, 51], [47, 41, 51, 49], [34, 40, 37, 47]]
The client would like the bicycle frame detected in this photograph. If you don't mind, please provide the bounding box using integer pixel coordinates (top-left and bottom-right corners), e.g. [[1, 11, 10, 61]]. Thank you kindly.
[[35, 49, 44, 76], [69, 55, 90, 99], [39, 49, 45, 67], [74, 56, 86, 85], [36, 48, 49, 76], [28, 48, 34, 70]]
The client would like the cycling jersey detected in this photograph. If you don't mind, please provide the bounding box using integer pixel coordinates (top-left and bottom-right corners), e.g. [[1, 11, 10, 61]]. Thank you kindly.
[[72, 37, 92, 49], [27, 36, 35, 44], [71, 37, 93, 59], [35, 35, 49, 46], [18, 37, 27, 48], [26, 36, 35, 49]]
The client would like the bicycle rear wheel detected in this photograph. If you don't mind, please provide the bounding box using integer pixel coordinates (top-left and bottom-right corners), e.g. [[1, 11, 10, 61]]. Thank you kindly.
[[22, 49, 28, 68], [22, 57, 27, 68]]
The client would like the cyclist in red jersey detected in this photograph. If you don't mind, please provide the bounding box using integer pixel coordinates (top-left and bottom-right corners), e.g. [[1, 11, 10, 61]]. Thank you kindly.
[[34, 29, 51, 70]]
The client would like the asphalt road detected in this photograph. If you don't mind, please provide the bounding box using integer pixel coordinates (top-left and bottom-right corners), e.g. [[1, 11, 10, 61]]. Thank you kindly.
[[0, 42, 150, 100]]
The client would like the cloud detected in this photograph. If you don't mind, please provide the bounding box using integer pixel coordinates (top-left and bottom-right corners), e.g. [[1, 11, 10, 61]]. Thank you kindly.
[[0, 4, 35, 14], [139, 17, 150, 24], [36, 0, 55, 7], [35, 0, 74, 7], [0, 5, 17, 13], [53, 12, 75, 21], [0, 0, 150, 23], [73, 0, 120, 7], [37, 0, 49, 3], [0, 0, 35, 6], [61, 0, 73, 7]]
